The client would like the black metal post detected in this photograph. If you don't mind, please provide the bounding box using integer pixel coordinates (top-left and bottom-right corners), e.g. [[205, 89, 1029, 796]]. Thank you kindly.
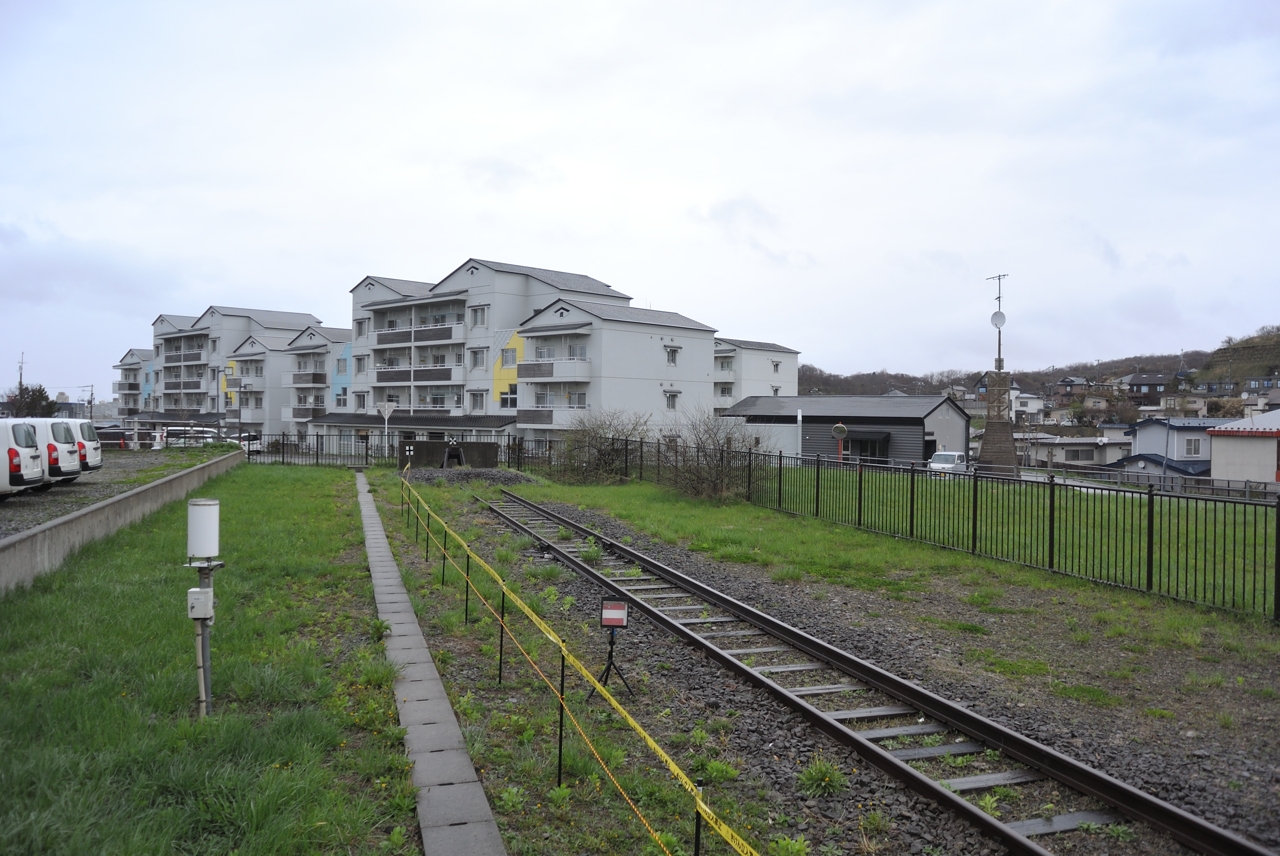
[[624, 437, 630, 479], [747, 450, 753, 502], [557, 651, 566, 787], [908, 461, 916, 539], [1047, 475, 1056, 570], [414, 497, 419, 541], [441, 531, 447, 587], [814, 455, 821, 518], [971, 470, 980, 554], [1273, 496, 1279, 622], [777, 451, 783, 510], [498, 590, 506, 683], [693, 778, 704, 856], [856, 462, 864, 528], [1146, 485, 1156, 592]]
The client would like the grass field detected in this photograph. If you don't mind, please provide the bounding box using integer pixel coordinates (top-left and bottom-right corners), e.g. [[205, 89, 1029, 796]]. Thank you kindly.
[[0, 465, 417, 855]]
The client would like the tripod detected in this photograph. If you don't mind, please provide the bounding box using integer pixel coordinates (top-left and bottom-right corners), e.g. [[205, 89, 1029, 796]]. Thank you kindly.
[[586, 627, 633, 700]]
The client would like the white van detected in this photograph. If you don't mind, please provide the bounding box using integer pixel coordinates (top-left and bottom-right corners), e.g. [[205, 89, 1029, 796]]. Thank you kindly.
[[928, 451, 969, 475], [1, 419, 44, 500], [157, 426, 221, 448], [29, 418, 82, 487], [72, 421, 104, 472]]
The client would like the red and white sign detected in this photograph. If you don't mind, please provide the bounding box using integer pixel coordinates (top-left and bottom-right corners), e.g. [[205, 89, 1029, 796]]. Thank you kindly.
[[601, 599, 629, 628]]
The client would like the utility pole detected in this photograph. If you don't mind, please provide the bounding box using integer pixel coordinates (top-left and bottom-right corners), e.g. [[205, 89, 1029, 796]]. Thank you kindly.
[[986, 274, 1009, 370]]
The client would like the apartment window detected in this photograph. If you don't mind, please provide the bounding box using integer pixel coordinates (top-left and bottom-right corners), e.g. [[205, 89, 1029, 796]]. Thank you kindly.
[[500, 384, 517, 409], [1064, 448, 1095, 462], [1186, 438, 1202, 457], [430, 393, 446, 407], [470, 392, 486, 412], [297, 359, 308, 371], [666, 348, 678, 366], [470, 306, 488, 328], [470, 348, 488, 369], [334, 387, 348, 407], [209, 368, 218, 382], [1250, 380, 1260, 389], [355, 319, 367, 337], [772, 386, 780, 396], [224, 393, 233, 408], [568, 391, 586, 408], [255, 364, 263, 377], [431, 352, 447, 366], [296, 394, 308, 405], [535, 391, 549, 407], [501, 348, 517, 367], [1156, 385, 1164, 392], [455, 350, 464, 366], [208, 396, 216, 410], [536, 345, 556, 360], [717, 358, 733, 371], [385, 393, 400, 405], [568, 344, 587, 360], [355, 392, 367, 410], [772, 361, 780, 374], [336, 358, 347, 375], [249, 395, 261, 408], [430, 313, 447, 326], [209, 338, 218, 354], [355, 356, 368, 373], [385, 318, 397, 330], [719, 385, 733, 396], [665, 392, 679, 410]]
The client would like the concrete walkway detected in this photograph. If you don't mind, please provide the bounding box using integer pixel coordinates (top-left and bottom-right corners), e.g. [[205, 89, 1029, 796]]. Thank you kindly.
[[355, 473, 506, 855]]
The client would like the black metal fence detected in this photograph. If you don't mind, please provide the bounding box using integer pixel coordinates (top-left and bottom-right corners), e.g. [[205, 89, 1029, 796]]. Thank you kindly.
[[507, 437, 1279, 621], [242, 434, 399, 468]]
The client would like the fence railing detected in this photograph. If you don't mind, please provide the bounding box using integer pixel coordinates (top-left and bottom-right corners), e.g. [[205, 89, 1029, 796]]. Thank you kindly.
[[505, 438, 1279, 621], [243, 434, 399, 467]]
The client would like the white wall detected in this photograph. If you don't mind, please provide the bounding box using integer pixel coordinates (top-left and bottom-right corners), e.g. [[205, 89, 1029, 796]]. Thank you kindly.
[[1209, 436, 1278, 483]]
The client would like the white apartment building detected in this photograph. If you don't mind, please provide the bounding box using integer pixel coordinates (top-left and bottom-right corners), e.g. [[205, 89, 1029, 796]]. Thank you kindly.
[[112, 260, 800, 442]]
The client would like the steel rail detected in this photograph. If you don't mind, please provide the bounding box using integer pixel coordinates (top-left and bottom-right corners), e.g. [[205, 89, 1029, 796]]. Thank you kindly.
[[490, 489, 1273, 856]]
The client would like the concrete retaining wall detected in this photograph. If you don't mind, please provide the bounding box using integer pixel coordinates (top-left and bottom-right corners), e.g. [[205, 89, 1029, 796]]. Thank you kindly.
[[0, 450, 244, 595]]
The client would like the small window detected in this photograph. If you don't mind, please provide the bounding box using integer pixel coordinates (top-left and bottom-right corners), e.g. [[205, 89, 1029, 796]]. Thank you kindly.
[[355, 319, 367, 337], [718, 385, 733, 396], [666, 348, 678, 367], [355, 356, 368, 374], [431, 353, 447, 366], [297, 359, 308, 371], [772, 386, 780, 396], [209, 338, 218, 354], [568, 344, 587, 360], [665, 392, 678, 410], [500, 384, 517, 409], [386, 318, 397, 330], [470, 306, 488, 328], [336, 358, 347, 375], [772, 361, 780, 374], [718, 358, 734, 371], [385, 393, 400, 405], [470, 348, 488, 369], [335, 387, 348, 408], [470, 392, 486, 412], [1185, 438, 1201, 457], [535, 345, 556, 360], [455, 350, 464, 366], [501, 348, 517, 367], [355, 392, 367, 410]]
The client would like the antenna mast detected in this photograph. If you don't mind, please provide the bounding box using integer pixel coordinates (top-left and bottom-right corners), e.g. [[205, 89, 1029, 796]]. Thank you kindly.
[[986, 274, 1008, 369]]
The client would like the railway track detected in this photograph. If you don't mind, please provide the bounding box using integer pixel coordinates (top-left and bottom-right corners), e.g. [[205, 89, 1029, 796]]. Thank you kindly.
[[482, 489, 1272, 856]]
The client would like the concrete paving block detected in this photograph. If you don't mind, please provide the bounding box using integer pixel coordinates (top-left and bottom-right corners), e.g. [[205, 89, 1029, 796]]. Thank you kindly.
[[415, 780, 494, 827], [395, 662, 440, 684], [400, 696, 458, 725], [409, 748, 480, 787], [386, 645, 428, 666], [395, 678, 445, 703], [419, 819, 506, 856], [402, 725, 465, 754]]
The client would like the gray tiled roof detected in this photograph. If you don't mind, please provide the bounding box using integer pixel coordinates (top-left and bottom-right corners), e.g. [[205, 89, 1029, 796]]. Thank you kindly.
[[559, 300, 715, 332], [115, 348, 154, 365], [724, 395, 959, 420], [715, 337, 799, 354], [153, 314, 199, 332], [205, 306, 323, 329], [364, 277, 437, 297], [471, 259, 632, 299], [229, 333, 295, 355]]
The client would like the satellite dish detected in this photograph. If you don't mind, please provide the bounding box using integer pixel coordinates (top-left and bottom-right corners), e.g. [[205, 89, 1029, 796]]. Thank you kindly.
[[991, 311, 1006, 330], [831, 423, 848, 439]]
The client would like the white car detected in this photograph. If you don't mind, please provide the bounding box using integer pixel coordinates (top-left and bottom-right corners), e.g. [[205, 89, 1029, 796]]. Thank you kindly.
[[927, 451, 969, 474], [238, 433, 262, 455], [1, 419, 44, 500], [28, 418, 82, 487], [72, 421, 104, 473]]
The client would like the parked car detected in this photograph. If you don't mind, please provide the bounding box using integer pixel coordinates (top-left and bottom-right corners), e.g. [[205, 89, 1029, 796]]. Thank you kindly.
[[927, 451, 970, 475], [71, 420, 104, 472], [156, 427, 222, 448], [28, 418, 82, 487], [1, 419, 44, 500], [238, 433, 262, 455]]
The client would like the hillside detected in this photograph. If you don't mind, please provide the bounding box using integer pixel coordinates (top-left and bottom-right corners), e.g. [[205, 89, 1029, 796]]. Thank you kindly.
[[1197, 327, 1280, 381]]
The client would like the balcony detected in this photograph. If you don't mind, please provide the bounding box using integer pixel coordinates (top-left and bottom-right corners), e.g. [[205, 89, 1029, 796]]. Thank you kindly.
[[284, 406, 326, 421], [516, 404, 589, 428], [163, 379, 206, 392], [715, 368, 739, 382], [113, 381, 140, 393], [288, 371, 328, 386], [374, 366, 412, 383], [372, 322, 464, 347], [411, 366, 459, 383], [225, 407, 265, 424], [163, 350, 207, 365], [517, 359, 591, 381]]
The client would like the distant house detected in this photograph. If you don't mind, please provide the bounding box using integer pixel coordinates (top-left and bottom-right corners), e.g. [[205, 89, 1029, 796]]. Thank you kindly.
[[1206, 410, 1280, 483], [1125, 373, 1177, 407], [1012, 392, 1045, 424], [1108, 418, 1235, 478], [1053, 376, 1089, 406], [1021, 435, 1131, 468], [722, 395, 969, 461], [712, 338, 800, 413]]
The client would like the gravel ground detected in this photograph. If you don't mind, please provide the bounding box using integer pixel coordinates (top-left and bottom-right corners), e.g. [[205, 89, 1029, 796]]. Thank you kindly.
[[517, 500, 1280, 854], [404, 467, 536, 488], [0, 449, 206, 539]]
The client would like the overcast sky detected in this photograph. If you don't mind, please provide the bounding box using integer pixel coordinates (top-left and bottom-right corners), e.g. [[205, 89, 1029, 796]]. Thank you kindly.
[[2, 1, 1277, 404]]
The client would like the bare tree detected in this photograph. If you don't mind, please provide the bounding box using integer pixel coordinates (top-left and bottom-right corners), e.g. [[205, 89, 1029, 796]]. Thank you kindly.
[[655, 407, 754, 499], [556, 409, 652, 483]]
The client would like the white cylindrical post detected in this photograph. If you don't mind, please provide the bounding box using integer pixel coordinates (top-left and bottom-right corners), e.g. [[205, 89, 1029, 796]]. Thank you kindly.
[[188, 499, 220, 559]]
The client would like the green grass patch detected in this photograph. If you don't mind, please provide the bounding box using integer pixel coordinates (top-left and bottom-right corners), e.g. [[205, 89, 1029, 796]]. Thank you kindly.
[[0, 465, 415, 854], [967, 649, 1049, 677], [921, 617, 989, 635]]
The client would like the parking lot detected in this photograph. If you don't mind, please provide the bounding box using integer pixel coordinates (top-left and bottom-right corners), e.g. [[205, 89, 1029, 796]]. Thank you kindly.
[[0, 449, 208, 539]]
